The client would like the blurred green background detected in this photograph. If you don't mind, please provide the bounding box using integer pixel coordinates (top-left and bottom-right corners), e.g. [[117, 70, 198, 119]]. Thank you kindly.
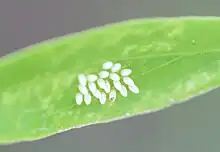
[[0, 0, 220, 151]]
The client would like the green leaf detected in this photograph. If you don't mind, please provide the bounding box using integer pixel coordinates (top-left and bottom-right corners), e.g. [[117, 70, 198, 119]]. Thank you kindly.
[[1, 16, 220, 144]]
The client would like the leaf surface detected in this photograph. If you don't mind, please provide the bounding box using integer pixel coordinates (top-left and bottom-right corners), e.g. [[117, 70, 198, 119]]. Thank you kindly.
[[1, 17, 220, 143]]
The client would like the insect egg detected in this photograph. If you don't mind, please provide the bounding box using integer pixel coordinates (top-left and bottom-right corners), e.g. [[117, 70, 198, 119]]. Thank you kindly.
[[84, 93, 92, 105], [102, 61, 113, 70], [78, 85, 89, 95], [110, 73, 120, 81], [119, 85, 128, 97], [123, 77, 135, 86], [78, 74, 87, 86], [99, 92, 107, 104], [128, 84, 139, 94], [113, 81, 122, 91], [93, 90, 102, 99], [75, 93, 83, 105], [88, 82, 97, 93], [87, 74, 98, 82], [120, 69, 132, 77], [111, 63, 121, 72], [104, 80, 111, 93], [97, 78, 106, 89], [109, 89, 116, 102], [98, 71, 109, 79]]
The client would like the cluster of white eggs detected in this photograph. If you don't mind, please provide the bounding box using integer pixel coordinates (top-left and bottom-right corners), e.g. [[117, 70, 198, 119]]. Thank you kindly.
[[75, 61, 139, 105]]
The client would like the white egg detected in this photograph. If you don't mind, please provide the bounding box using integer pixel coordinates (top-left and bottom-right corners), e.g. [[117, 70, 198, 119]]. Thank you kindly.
[[99, 71, 109, 79], [111, 63, 121, 72], [78, 74, 87, 86], [75, 93, 83, 105], [93, 90, 102, 99], [78, 85, 88, 95], [88, 82, 97, 93], [87, 74, 98, 82], [97, 78, 106, 89], [119, 85, 128, 97], [110, 73, 120, 81], [128, 84, 139, 94], [109, 89, 116, 102], [84, 93, 92, 105], [123, 77, 135, 86], [99, 92, 106, 104], [104, 80, 111, 93], [102, 61, 113, 70], [120, 69, 132, 76], [113, 81, 122, 91]]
